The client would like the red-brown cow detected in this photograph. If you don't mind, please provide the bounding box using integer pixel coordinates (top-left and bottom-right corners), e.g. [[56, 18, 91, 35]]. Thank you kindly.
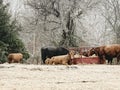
[[8, 53, 23, 63], [88, 44, 120, 64]]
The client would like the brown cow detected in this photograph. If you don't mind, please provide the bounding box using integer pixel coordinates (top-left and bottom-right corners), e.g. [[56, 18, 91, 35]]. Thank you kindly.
[[88, 44, 120, 64], [8, 53, 23, 63], [48, 50, 75, 65], [88, 46, 106, 64]]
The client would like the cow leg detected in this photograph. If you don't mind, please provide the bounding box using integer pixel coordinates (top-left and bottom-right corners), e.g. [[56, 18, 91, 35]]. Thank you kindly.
[[8, 59, 11, 63], [110, 59, 112, 65], [62, 61, 69, 67], [63, 62, 68, 65], [117, 55, 120, 64], [110, 58, 113, 65], [117, 58, 119, 64], [107, 59, 110, 64], [108, 58, 112, 65], [8, 60, 11, 64], [8, 58, 12, 64], [52, 61, 56, 65], [100, 59, 106, 64], [17, 60, 20, 63], [18, 60, 21, 63], [68, 60, 72, 65], [99, 57, 105, 64], [11, 59, 14, 63], [61, 60, 67, 65]]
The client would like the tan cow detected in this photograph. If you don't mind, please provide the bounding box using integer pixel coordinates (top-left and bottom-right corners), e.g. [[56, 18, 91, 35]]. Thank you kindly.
[[8, 53, 23, 63], [48, 50, 75, 65]]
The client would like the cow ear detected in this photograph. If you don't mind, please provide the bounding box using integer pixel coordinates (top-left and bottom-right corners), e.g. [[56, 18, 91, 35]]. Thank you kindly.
[[96, 47, 100, 51], [91, 48, 94, 50], [89, 48, 94, 51], [69, 50, 75, 53]]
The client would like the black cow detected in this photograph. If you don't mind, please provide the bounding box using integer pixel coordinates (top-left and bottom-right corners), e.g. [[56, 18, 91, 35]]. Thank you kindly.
[[41, 46, 69, 63]]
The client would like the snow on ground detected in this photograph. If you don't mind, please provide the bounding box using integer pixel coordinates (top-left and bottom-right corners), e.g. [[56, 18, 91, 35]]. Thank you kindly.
[[0, 63, 120, 90]]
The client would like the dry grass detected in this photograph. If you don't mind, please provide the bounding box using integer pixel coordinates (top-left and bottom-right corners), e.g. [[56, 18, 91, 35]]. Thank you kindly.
[[0, 63, 120, 90]]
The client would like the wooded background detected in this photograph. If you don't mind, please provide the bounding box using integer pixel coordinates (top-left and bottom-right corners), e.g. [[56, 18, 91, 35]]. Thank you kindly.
[[4, 0, 120, 63]]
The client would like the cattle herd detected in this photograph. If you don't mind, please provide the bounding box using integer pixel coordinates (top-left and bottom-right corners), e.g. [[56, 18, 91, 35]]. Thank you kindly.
[[7, 44, 120, 65]]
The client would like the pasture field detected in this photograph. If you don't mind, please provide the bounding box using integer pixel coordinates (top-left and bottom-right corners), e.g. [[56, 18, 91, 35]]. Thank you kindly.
[[0, 63, 120, 90]]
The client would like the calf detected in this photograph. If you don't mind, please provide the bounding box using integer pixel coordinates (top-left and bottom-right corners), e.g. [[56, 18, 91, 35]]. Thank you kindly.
[[48, 50, 75, 65], [8, 53, 23, 63]]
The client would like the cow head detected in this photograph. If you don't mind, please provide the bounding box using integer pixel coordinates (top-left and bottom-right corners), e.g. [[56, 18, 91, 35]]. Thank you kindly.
[[69, 50, 75, 59], [88, 47, 101, 57], [82, 51, 89, 57], [88, 48, 97, 56]]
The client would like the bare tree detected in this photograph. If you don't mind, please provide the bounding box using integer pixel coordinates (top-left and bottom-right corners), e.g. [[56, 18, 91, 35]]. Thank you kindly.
[[59, 0, 82, 47], [102, 0, 120, 44], [25, 0, 101, 47]]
